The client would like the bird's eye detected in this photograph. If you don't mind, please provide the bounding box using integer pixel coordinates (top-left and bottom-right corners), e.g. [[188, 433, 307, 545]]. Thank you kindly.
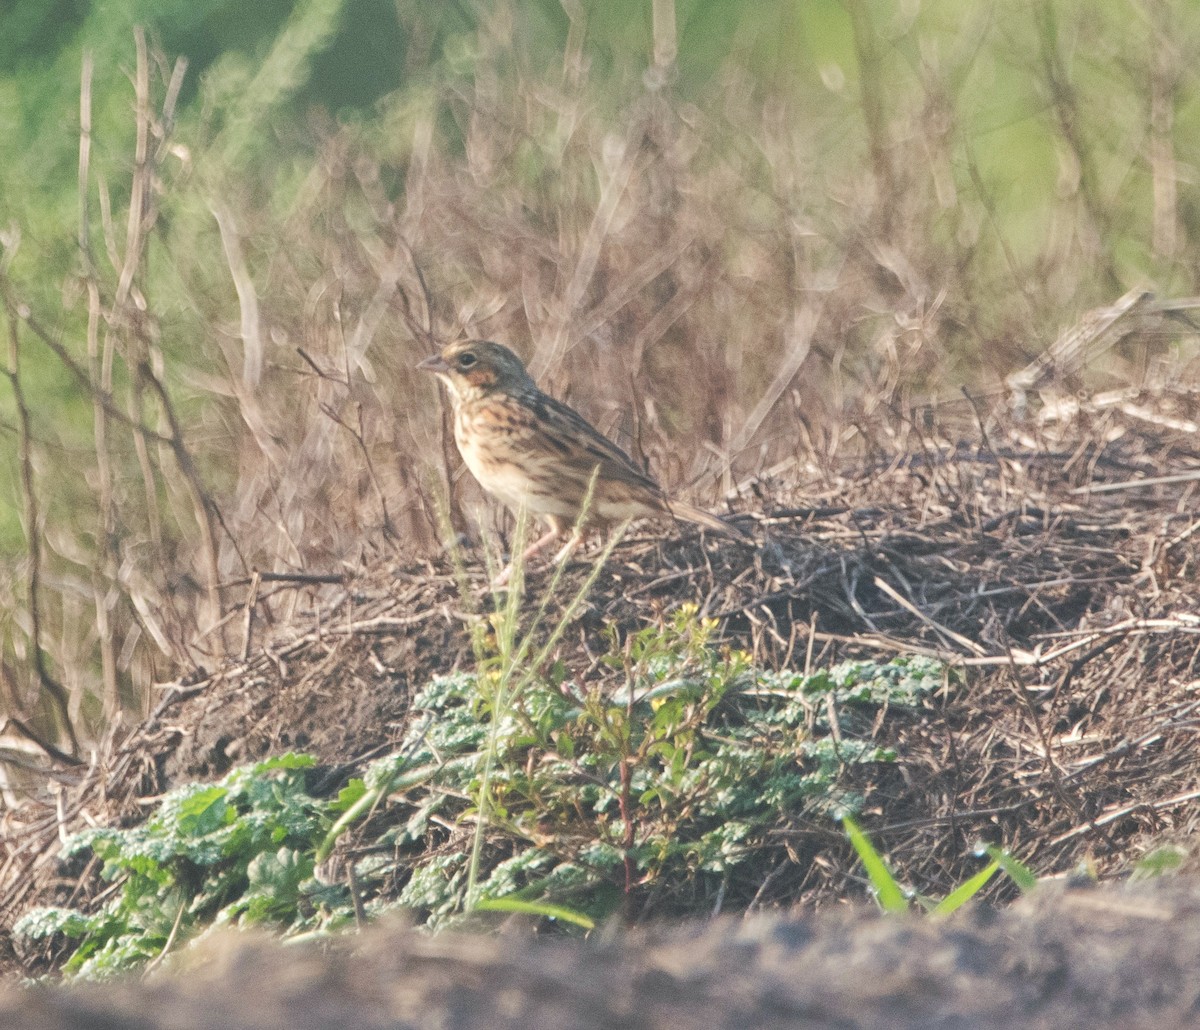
[[458, 352, 477, 369]]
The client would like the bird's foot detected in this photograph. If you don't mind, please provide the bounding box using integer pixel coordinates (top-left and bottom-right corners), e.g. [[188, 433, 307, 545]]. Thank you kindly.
[[491, 527, 565, 589]]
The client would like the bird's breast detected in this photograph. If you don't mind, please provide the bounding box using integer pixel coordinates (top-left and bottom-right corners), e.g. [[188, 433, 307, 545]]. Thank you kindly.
[[454, 400, 565, 517]]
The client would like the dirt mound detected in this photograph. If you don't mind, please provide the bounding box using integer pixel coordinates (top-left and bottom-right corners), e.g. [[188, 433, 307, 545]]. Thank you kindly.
[[3, 380, 1200, 974], [6, 875, 1200, 1029]]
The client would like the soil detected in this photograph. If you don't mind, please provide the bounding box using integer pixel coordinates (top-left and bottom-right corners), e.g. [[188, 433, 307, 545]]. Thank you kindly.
[[5, 875, 1200, 1029]]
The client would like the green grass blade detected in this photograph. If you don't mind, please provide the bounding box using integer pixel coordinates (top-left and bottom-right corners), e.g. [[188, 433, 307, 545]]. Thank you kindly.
[[474, 896, 595, 929], [931, 860, 1000, 917], [982, 845, 1037, 893], [841, 815, 908, 913]]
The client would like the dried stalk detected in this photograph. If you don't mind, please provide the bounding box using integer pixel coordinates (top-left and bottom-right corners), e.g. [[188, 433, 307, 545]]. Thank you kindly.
[[1, 301, 79, 758]]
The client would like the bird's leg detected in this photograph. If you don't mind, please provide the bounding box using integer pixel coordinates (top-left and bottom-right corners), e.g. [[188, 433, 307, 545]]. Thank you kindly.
[[551, 528, 585, 566], [492, 523, 564, 588], [522, 526, 563, 562]]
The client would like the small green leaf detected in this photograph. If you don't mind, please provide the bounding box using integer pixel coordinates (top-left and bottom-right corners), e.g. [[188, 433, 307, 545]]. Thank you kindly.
[[13, 906, 93, 940], [981, 845, 1037, 893], [174, 786, 230, 836], [1132, 845, 1187, 880], [251, 753, 317, 774], [332, 778, 368, 813]]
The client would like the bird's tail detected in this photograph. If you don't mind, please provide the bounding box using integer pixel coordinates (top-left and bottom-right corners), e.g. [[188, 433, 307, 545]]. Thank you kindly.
[[668, 499, 750, 540]]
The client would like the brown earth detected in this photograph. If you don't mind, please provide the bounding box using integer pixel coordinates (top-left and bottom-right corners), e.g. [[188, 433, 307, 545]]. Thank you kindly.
[[5, 875, 1200, 1029]]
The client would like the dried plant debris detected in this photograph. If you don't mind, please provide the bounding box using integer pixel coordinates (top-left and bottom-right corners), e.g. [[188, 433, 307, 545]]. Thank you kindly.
[[3, 381, 1200, 977]]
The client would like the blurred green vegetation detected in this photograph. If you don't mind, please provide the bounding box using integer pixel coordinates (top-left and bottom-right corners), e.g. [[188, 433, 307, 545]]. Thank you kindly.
[[9, 1, 1187, 307], [0, 3, 1176, 277]]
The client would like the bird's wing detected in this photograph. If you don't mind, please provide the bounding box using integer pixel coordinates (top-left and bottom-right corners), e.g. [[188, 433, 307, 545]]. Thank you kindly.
[[529, 391, 666, 498]]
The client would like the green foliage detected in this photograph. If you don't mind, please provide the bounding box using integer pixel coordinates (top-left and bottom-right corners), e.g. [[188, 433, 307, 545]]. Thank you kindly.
[[841, 816, 1036, 916], [14, 752, 351, 979], [17, 608, 948, 976], [361, 609, 946, 926]]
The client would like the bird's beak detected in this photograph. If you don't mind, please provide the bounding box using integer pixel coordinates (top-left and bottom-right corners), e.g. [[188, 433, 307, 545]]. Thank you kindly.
[[417, 354, 450, 374]]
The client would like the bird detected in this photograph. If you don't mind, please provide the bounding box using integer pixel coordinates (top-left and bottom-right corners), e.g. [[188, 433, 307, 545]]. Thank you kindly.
[[418, 340, 747, 580]]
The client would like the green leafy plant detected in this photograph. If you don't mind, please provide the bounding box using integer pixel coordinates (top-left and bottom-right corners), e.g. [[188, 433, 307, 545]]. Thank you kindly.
[[346, 613, 949, 927], [16, 753, 350, 978], [18, 600, 950, 976]]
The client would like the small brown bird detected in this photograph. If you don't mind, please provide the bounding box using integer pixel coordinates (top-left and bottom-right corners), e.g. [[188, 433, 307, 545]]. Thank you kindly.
[[419, 341, 746, 578]]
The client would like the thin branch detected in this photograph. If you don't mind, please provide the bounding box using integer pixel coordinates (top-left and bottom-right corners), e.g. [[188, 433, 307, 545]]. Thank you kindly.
[[1, 303, 79, 757]]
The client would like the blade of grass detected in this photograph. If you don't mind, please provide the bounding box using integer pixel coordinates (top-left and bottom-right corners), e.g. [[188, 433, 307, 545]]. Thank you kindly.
[[841, 815, 908, 913], [474, 896, 595, 929], [981, 845, 1037, 893], [931, 859, 1000, 917]]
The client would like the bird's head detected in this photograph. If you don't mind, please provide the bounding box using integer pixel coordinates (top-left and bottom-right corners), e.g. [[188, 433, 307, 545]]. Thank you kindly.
[[417, 341, 535, 403]]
